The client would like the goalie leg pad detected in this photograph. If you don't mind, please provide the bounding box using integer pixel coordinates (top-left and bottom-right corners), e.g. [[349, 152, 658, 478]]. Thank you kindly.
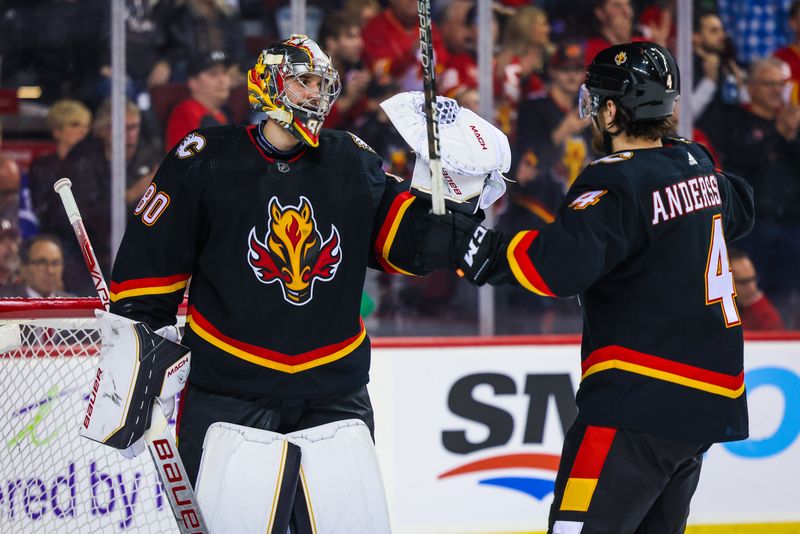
[[287, 419, 391, 534], [195, 422, 301, 534]]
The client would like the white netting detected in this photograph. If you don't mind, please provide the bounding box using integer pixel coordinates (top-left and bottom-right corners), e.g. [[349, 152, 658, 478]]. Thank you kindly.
[[0, 301, 181, 533]]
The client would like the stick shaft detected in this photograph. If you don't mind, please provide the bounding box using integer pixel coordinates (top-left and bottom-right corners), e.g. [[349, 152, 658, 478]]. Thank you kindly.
[[54, 178, 111, 310], [53, 177, 209, 533], [418, 0, 446, 214]]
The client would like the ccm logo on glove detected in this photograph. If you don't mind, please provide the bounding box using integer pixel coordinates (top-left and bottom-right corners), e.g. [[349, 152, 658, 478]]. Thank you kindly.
[[464, 226, 488, 267]]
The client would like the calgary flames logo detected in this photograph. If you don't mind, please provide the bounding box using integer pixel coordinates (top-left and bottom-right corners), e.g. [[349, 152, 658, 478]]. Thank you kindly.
[[247, 196, 342, 306]]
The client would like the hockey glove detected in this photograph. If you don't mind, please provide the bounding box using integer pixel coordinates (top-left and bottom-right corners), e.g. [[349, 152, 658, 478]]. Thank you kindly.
[[417, 212, 503, 285], [81, 311, 191, 459]]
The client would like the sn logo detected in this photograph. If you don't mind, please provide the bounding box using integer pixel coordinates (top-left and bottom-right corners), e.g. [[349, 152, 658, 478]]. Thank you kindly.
[[463, 226, 488, 267]]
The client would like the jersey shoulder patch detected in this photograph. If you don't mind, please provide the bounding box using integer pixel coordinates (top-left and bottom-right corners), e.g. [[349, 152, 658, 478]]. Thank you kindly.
[[590, 151, 634, 165], [568, 189, 608, 210], [175, 132, 207, 159], [346, 131, 377, 154]]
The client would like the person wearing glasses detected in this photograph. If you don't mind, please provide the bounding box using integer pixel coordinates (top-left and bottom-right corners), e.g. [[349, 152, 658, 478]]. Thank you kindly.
[[0, 235, 70, 298], [704, 57, 800, 320], [729, 248, 785, 330]]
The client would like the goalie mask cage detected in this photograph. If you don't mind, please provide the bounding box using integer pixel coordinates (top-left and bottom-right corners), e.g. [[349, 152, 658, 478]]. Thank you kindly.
[[0, 298, 186, 534]]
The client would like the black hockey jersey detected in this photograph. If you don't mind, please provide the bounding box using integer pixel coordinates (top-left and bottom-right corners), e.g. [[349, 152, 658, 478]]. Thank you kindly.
[[110, 125, 431, 397], [493, 139, 754, 442]]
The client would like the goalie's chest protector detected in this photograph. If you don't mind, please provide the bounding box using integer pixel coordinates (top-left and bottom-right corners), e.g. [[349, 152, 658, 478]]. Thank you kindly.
[[182, 126, 383, 398]]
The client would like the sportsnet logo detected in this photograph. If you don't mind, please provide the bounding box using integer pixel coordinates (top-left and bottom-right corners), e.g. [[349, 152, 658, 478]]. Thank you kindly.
[[438, 452, 560, 501], [437, 372, 576, 502]]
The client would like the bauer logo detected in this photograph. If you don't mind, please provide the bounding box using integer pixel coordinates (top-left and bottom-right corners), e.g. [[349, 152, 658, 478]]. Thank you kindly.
[[438, 372, 577, 501]]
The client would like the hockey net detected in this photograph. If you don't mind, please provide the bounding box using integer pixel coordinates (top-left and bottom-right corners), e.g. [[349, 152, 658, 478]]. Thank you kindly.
[[0, 298, 185, 534]]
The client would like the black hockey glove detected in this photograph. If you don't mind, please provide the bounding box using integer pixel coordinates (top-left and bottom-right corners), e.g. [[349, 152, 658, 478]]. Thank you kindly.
[[417, 212, 503, 285]]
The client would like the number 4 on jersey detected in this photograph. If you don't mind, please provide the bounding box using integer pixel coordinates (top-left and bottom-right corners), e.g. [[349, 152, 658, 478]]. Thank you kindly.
[[705, 214, 741, 327]]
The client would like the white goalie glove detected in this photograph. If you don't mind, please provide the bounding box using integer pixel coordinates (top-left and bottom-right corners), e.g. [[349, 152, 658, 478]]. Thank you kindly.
[[79, 311, 191, 459], [380, 91, 511, 213]]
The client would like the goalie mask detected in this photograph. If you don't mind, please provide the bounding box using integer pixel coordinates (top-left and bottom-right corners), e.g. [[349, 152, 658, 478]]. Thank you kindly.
[[248, 34, 341, 147]]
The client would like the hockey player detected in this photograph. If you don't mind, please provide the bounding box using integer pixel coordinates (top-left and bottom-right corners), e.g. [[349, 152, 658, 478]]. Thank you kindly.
[[108, 34, 508, 532], [424, 42, 755, 533]]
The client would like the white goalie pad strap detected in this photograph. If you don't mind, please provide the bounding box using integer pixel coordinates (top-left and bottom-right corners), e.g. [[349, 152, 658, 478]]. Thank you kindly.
[[195, 423, 301, 534], [79, 311, 191, 451], [287, 419, 391, 534], [380, 91, 510, 210]]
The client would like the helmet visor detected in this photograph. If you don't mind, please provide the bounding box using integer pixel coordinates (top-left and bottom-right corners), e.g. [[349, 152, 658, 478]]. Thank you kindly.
[[578, 84, 597, 119]]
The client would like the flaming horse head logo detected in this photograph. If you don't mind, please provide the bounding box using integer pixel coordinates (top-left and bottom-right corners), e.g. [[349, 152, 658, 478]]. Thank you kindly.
[[247, 196, 342, 305]]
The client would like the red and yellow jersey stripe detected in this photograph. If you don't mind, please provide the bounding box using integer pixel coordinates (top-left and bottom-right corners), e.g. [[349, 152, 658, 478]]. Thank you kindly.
[[373, 191, 417, 276], [560, 426, 616, 512], [506, 230, 555, 297], [514, 196, 556, 224], [110, 273, 191, 302], [582, 345, 745, 398], [186, 305, 366, 374]]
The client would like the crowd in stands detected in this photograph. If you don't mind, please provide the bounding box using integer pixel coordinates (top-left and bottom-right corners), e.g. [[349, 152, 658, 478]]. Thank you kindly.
[[0, 0, 798, 334]]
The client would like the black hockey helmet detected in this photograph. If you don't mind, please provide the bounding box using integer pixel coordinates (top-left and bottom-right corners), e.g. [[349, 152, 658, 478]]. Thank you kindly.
[[578, 41, 680, 122]]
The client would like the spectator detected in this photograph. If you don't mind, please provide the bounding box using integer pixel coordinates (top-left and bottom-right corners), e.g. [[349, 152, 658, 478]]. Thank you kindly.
[[729, 249, 785, 330], [0, 1, 106, 104], [0, 219, 20, 287], [165, 50, 232, 151], [29, 100, 93, 228], [39, 99, 158, 294], [361, 0, 449, 91], [494, 6, 551, 135], [343, 0, 381, 28], [318, 12, 371, 130], [439, 2, 504, 98], [0, 235, 70, 298], [513, 41, 591, 199], [0, 124, 21, 227], [352, 81, 413, 179], [160, 0, 247, 83], [637, 0, 675, 49], [718, 0, 793, 66], [707, 57, 800, 309], [692, 10, 746, 121], [454, 87, 480, 113], [774, 0, 800, 104], [439, 0, 473, 57], [93, 0, 172, 105], [583, 0, 644, 67]]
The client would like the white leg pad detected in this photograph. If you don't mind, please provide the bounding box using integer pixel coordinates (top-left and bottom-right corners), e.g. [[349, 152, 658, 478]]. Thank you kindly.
[[287, 419, 391, 534], [195, 422, 301, 534]]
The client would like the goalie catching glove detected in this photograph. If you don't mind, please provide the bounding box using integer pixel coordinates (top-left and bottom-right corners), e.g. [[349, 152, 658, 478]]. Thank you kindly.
[[79, 311, 191, 458], [380, 91, 511, 214]]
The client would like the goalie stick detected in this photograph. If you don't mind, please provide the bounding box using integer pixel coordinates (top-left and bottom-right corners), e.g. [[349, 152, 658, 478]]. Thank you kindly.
[[417, 0, 446, 215], [54, 178, 209, 534]]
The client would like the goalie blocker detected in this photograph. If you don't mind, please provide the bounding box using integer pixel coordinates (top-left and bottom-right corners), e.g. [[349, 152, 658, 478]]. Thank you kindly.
[[80, 311, 191, 454]]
